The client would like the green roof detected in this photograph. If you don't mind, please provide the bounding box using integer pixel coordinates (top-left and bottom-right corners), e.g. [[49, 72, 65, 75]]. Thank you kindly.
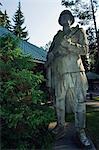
[[0, 26, 47, 63]]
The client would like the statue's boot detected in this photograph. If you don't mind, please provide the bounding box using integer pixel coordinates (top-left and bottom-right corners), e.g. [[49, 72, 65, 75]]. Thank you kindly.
[[77, 129, 91, 147], [52, 124, 65, 134], [52, 124, 65, 139], [75, 104, 91, 147]]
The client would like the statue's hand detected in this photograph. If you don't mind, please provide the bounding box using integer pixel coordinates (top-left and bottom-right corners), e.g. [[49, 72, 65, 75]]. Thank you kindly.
[[61, 37, 69, 48], [61, 37, 79, 53], [64, 37, 79, 48]]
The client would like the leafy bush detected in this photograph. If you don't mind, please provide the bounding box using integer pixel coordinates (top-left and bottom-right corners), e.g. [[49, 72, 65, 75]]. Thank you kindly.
[[0, 35, 55, 149]]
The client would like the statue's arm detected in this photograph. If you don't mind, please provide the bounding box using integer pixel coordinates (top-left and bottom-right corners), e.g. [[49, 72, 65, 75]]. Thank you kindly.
[[46, 66, 52, 88], [49, 30, 69, 58], [61, 28, 88, 55], [45, 51, 54, 67], [45, 41, 55, 88]]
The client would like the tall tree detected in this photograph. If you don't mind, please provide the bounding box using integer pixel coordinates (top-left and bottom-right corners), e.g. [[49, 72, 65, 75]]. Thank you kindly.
[[13, 1, 28, 40], [0, 3, 4, 26], [86, 27, 97, 71], [0, 10, 4, 26], [3, 10, 12, 30], [96, 29, 99, 73], [0, 3, 12, 30]]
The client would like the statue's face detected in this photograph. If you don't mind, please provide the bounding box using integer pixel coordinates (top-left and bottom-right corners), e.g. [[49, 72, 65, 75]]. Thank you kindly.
[[60, 14, 71, 26]]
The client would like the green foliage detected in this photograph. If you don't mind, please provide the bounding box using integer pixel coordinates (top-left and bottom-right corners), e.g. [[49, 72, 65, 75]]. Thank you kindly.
[[62, 0, 75, 7], [89, 50, 98, 72], [3, 10, 12, 30], [61, 0, 99, 26], [0, 35, 55, 149], [0, 10, 4, 26], [0, 9, 12, 30], [13, 2, 28, 40], [86, 27, 99, 72]]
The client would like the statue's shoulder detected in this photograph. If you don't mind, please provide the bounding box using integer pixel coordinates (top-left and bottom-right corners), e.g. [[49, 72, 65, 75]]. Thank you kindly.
[[53, 30, 64, 42], [48, 30, 64, 53], [72, 25, 80, 31], [57, 30, 63, 35], [72, 25, 85, 35], [54, 30, 63, 38]]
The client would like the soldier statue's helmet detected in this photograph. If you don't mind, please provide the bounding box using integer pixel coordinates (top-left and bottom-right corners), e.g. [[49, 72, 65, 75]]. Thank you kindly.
[[58, 10, 74, 26]]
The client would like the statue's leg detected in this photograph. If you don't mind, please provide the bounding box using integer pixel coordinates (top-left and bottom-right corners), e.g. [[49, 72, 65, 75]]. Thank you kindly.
[[52, 96, 65, 135], [56, 96, 65, 126], [75, 102, 91, 147], [75, 102, 86, 129], [67, 73, 91, 147]]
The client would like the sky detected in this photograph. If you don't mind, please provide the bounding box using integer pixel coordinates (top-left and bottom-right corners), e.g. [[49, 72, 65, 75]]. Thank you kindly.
[[1, 0, 99, 47]]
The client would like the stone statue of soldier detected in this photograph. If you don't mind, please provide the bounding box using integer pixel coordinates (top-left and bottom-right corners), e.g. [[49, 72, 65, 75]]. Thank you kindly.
[[46, 10, 91, 147]]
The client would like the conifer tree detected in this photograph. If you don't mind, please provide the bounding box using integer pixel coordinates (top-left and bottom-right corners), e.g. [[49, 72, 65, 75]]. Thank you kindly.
[[0, 10, 4, 26], [3, 10, 12, 30], [0, 3, 12, 30], [13, 1, 28, 40], [0, 3, 4, 26]]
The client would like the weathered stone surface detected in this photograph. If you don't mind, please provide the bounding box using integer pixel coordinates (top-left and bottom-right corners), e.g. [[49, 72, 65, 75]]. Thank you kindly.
[[47, 10, 96, 149]]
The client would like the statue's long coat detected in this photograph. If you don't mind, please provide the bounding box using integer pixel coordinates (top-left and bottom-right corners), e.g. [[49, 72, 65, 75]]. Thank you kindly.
[[46, 26, 88, 113]]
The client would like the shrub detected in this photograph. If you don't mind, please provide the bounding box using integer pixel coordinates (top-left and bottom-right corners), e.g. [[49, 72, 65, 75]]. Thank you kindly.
[[0, 35, 55, 149]]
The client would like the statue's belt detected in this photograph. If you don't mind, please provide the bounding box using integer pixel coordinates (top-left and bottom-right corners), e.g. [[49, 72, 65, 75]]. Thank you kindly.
[[57, 71, 85, 77]]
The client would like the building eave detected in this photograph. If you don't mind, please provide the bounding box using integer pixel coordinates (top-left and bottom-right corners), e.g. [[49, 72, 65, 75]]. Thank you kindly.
[[33, 59, 46, 64]]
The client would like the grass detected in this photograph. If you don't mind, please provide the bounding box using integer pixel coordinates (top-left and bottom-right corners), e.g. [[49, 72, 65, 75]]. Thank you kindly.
[[86, 111, 99, 149], [93, 96, 99, 101]]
